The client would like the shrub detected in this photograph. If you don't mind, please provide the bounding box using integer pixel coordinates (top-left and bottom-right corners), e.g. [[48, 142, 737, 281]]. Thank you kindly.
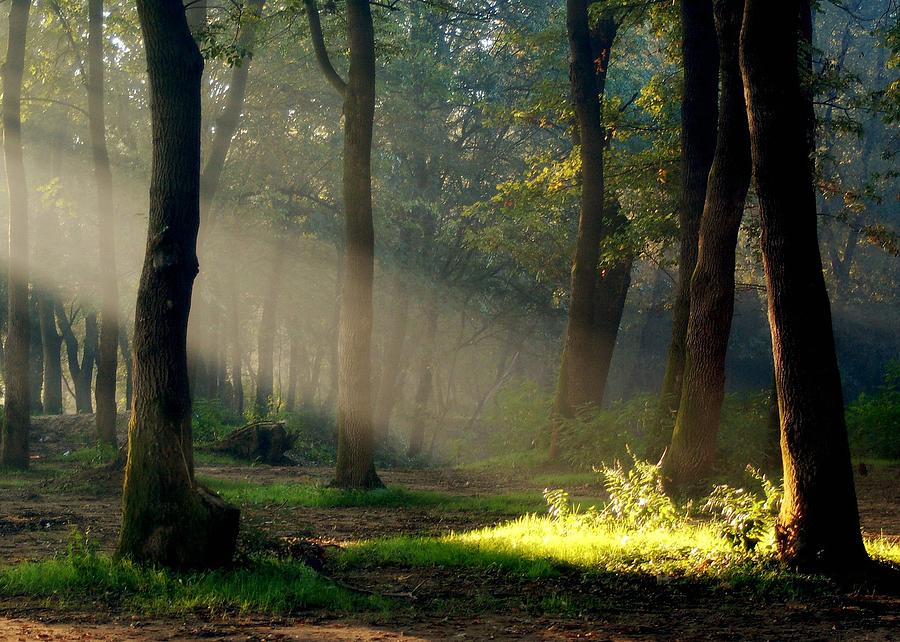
[[483, 379, 553, 455], [846, 360, 900, 459], [192, 398, 239, 444], [701, 466, 782, 552]]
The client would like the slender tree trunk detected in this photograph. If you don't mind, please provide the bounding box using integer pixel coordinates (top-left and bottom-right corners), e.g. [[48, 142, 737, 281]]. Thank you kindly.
[[662, 0, 751, 489], [741, 0, 867, 573], [58, 307, 98, 414], [229, 284, 244, 416], [660, 0, 719, 415], [29, 293, 43, 414], [373, 275, 410, 440], [550, 1, 618, 459], [119, 325, 133, 411], [38, 290, 63, 414], [89, 0, 120, 447], [1, 0, 32, 469], [118, 0, 238, 569], [254, 235, 287, 414], [285, 329, 301, 411], [189, 0, 266, 399], [406, 297, 439, 458]]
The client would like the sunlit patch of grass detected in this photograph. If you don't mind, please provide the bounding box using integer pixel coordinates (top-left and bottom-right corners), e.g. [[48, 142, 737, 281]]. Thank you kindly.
[[0, 554, 383, 614], [532, 471, 601, 488], [866, 535, 900, 565], [52, 444, 118, 465], [0, 463, 65, 488], [202, 477, 545, 514], [338, 514, 835, 596]]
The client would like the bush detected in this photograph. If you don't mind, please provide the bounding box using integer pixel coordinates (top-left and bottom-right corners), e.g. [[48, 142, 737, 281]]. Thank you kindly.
[[483, 380, 553, 455], [846, 360, 900, 460], [701, 466, 782, 552], [192, 398, 240, 444]]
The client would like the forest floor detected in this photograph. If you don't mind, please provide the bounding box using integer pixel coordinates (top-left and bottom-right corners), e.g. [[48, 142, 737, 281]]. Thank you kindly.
[[1, 415, 899, 640]]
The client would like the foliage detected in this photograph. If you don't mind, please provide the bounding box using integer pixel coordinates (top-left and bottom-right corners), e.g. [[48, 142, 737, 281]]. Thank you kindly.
[[483, 380, 553, 455], [701, 467, 782, 552], [192, 398, 240, 444], [846, 360, 900, 459], [0, 530, 381, 614], [595, 450, 677, 529]]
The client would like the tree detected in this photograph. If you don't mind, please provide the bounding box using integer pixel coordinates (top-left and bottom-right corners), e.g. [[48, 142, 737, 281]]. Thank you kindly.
[[89, 0, 120, 448], [740, 0, 867, 572], [1, 0, 32, 470], [254, 234, 287, 414], [118, 0, 238, 568], [305, 0, 382, 488], [662, 0, 751, 489], [659, 0, 718, 415], [550, 0, 629, 459]]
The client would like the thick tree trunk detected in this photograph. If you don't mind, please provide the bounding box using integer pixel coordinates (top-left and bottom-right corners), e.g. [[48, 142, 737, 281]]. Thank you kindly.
[[90, 0, 120, 448], [118, 0, 238, 569], [1, 0, 32, 469], [254, 235, 287, 414], [406, 298, 439, 458], [662, 0, 751, 489], [550, 2, 619, 459], [741, 0, 867, 573], [38, 290, 63, 414], [660, 0, 719, 415], [373, 276, 410, 440]]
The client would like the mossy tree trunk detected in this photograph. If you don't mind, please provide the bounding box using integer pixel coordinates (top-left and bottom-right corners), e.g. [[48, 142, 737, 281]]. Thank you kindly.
[[662, 0, 751, 489], [1, 0, 33, 469], [659, 0, 719, 416], [740, 0, 868, 573], [117, 0, 238, 569]]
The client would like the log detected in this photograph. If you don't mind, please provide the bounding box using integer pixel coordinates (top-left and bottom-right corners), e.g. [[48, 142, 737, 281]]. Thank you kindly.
[[210, 420, 295, 464]]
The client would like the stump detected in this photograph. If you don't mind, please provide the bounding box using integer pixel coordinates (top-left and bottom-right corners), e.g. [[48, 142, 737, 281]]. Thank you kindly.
[[211, 420, 295, 464]]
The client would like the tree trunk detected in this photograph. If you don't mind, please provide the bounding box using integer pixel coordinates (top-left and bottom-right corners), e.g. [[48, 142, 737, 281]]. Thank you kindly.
[[118, 0, 238, 569], [119, 325, 133, 411], [285, 329, 301, 411], [406, 297, 439, 458], [38, 290, 63, 414], [229, 284, 244, 416], [90, 0, 120, 448], [254, 235, 287, 414], [1, 0, 32, 469], [28, 293, 43, 414], [740, 0, 867, 573], [373, 275, 410, 440], [660, 0, 719, 415], [57, 306, 98, 414], [305, 0, 382, 488], [662, 0, 751, 489], [550, 1, 618, 459]]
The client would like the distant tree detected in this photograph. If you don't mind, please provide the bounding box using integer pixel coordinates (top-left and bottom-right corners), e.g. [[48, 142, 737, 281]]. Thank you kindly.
[[662, 0, 751, 489], [741, 0, 867, 572], [660, 0, 718, 415], [305, 0, 382, 488], [88, 0, 120, 448], [1, 0, 33, 470], [118, 0, 238, 568], [255, 234, 287, 414]]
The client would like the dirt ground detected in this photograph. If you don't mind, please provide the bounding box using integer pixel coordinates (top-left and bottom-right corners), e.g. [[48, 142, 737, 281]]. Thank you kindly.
[[1, 416, 899, 640]]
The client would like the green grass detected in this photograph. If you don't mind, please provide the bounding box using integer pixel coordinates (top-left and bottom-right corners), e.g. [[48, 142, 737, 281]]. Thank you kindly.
[[202, 476, 546, 514], [194, 450, 249, 467], [0, 553, 384, 614], [0, 463, 65, 488], [52, 444, 119, 465]]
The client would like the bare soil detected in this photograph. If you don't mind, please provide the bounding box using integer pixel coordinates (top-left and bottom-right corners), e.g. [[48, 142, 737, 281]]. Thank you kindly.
[[1, 415, 898, 640]]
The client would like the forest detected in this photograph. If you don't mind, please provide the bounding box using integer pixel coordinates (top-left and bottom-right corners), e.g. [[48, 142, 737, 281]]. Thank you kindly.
[[0, 0, 898, 638]]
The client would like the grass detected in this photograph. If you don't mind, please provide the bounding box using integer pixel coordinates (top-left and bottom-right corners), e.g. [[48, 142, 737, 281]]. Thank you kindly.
[[202, 476, 547, 514], [0, 463, 65, 488], [0, 550, 384, 614]]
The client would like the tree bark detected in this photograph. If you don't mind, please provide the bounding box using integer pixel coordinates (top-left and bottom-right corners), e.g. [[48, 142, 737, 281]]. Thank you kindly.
[[89, 0, 120, 447], [28, 293, 43, 414], [228, 283, 244, 416], [1, 0, 32, 469], [254, 235, 287, 414], [118, 0, 238, 569], [660, 0, 719, 415], [741, 0, 867, 572], [662, 0, 751, 489], [119, 325, 133, 411]]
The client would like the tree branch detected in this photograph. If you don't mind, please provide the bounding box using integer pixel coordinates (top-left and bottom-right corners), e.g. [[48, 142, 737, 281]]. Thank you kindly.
[[303, 0, 347, 96]]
